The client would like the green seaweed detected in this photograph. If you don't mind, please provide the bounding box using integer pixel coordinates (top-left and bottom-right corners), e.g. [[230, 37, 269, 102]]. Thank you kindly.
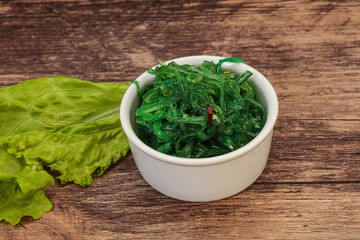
[[135, 59, 266, 158]]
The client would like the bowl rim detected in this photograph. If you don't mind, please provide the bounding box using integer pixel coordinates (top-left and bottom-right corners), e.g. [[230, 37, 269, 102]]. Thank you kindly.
[[120, 55, 278, 166]]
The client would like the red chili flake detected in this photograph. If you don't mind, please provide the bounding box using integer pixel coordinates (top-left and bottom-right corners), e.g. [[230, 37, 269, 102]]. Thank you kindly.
[[206, 103, 215, 123]]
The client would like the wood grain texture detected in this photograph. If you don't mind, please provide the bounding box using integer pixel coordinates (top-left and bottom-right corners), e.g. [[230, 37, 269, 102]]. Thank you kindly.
[[1, 0, 360, 239], [261, 119, 360, 183], [2, 163, 360, 240]]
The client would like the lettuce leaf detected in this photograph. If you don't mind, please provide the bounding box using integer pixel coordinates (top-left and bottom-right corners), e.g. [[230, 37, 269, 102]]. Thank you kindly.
[[0, 149, 54, 226], [0, 76, 130, 225], [0, 127, 129, 186], [0, 76, 130, 135]]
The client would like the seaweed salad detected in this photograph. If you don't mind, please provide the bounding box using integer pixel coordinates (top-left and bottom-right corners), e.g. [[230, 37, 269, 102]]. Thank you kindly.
[[134, 58, 266, 158]]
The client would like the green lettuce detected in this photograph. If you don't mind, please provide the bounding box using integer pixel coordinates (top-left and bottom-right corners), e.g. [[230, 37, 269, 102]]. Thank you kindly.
[[0, 76, 130, 225], [0, 149, 54, 226]]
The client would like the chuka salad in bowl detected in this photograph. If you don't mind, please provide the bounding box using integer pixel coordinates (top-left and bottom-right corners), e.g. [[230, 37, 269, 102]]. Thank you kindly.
[[133, 58, 266, 158], [120, 55, 278, 201]]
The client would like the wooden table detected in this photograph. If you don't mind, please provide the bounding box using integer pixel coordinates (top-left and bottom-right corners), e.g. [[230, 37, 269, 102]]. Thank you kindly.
[[1, 0, 359, 239]]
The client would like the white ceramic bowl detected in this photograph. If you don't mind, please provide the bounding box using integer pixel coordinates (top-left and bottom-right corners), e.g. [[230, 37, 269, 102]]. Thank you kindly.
[[120, 55, 278, 202]]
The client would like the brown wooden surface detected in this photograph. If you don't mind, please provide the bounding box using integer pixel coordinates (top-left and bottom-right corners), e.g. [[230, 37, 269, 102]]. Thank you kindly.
[[1, 0, 360, 239]]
